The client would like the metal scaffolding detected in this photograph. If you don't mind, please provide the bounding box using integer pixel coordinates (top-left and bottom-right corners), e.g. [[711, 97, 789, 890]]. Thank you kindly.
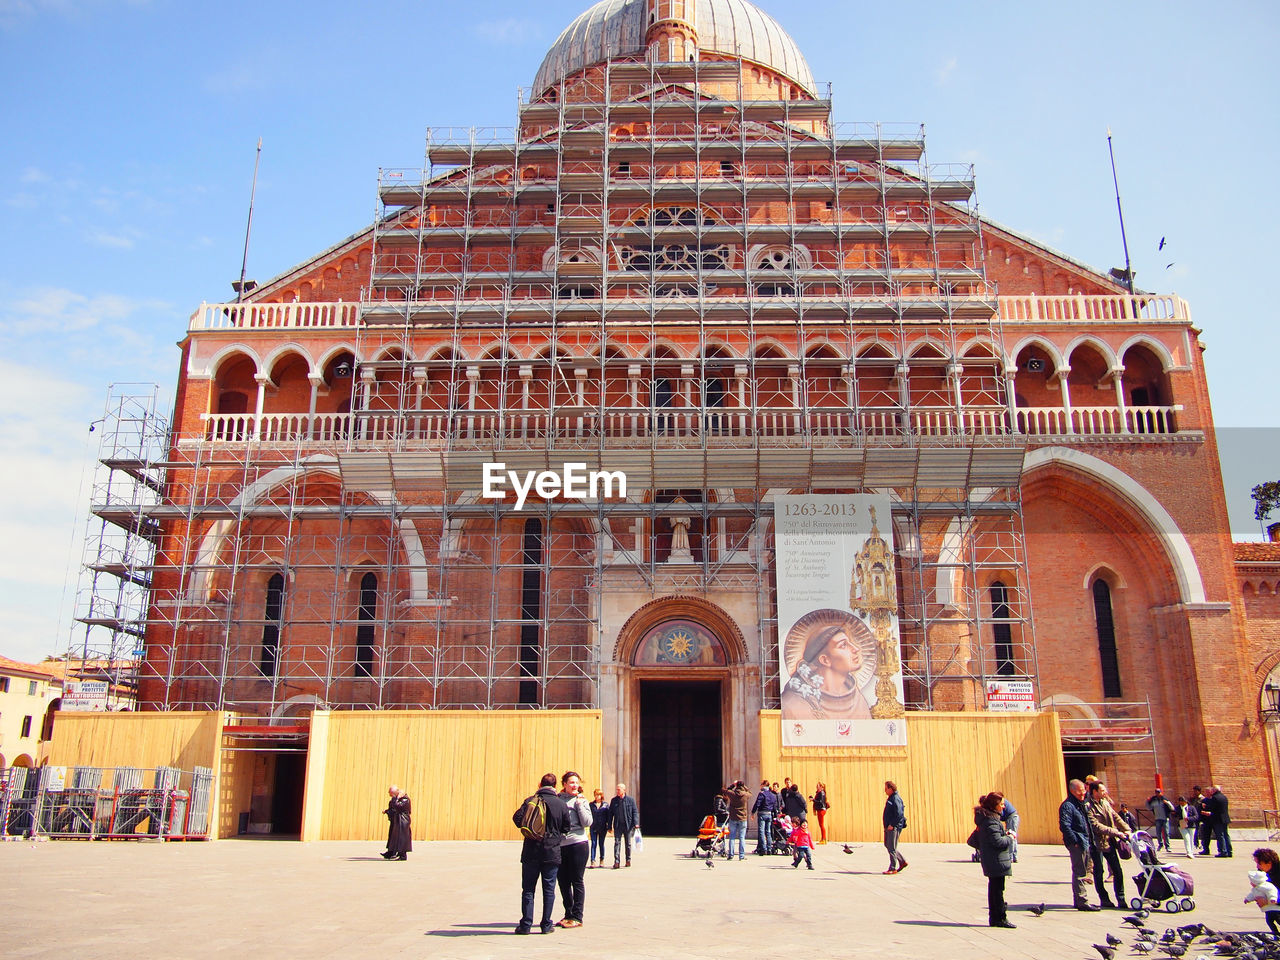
[[75, 54, 1040, 715]]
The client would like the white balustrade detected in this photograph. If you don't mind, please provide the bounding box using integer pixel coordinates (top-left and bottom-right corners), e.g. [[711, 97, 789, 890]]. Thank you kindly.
[[190, 302, 360, 331], [1015, 405, 1179, 436], [198, 402, 1181, 445], [997, 293, 1188, 323]]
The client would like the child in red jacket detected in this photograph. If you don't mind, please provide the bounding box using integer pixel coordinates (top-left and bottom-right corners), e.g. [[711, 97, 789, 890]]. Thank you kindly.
[[791, 815, 815, 870]]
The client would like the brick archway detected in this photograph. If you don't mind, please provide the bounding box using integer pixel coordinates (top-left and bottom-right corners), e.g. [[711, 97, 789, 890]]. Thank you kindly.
[[612, 594, 749, 665]]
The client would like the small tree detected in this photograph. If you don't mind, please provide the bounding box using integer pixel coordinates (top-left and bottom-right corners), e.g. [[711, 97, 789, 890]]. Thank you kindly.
[[1253, 481, 1280, 523]]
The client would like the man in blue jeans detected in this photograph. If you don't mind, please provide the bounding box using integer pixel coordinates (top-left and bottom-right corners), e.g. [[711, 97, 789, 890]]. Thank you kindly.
[[609, 783, 639, 867], [725, 780, 751, 860], [512, 773, 571, 935], [752, 778, 778, 855]]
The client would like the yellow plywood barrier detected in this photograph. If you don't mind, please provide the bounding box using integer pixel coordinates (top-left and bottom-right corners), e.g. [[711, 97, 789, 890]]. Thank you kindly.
[[312, 710, 602, 841], [759, 710, 1065, 844], [46, 711, 223, 773]]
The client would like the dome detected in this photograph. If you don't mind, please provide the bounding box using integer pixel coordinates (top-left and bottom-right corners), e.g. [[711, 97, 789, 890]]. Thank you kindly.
[[533, 0, 816, 97]]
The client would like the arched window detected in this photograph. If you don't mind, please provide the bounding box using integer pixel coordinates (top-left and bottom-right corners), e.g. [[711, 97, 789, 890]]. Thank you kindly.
[[355, 572, 377, 678], [1092, 579, 1122, 697], [519, 519, 543, 706], [990, 581, 1014, 676], [260, 573, 285, 678]]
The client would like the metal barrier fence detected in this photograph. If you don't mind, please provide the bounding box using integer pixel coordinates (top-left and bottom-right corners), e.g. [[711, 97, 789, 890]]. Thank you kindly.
[[0, 765, 213, 840]]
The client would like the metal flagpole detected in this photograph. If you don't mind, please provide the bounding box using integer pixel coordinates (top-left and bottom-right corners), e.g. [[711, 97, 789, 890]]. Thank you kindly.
[[1106, 128, 1134, 294], [236, 138, 262, 303]]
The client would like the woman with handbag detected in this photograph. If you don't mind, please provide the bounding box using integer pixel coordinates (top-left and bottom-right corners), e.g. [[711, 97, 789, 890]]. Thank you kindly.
[[812, 782, 830, 844], [974, 792, 1016, 928], [1086, 781, 1131, 909]]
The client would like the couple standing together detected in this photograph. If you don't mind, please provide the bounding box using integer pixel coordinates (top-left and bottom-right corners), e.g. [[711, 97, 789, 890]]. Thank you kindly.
[[512, 776, 640, 935]]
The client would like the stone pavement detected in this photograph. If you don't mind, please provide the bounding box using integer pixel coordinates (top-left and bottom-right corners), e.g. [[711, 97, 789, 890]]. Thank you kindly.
[[1, 835, 1268, 959]]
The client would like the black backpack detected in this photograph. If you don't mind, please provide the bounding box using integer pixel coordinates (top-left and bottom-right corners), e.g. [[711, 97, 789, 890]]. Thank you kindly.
[[516, 794, 547, 840]]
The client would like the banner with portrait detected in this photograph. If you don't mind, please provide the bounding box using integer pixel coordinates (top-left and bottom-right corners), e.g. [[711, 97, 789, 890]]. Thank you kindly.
[[775, 494, 907, 748]]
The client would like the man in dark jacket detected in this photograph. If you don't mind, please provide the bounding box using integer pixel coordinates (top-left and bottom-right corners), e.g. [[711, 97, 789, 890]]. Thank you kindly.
[[609, 783, 640, 868], [725, 780, 751, 860], [1059, 779, 1100, 911], [1207, 785, 1233, 857], [513, 773, 571, 935], [783, 783, 808, 821], [751, 779, 779, 855]]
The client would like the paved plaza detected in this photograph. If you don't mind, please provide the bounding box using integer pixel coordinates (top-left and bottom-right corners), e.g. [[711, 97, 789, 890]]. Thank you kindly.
[[2, 835, 1269, 959]]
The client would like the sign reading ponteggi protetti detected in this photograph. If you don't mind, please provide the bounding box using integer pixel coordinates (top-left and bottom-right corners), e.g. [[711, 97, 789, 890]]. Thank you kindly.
[[62, 680, 110, 711]]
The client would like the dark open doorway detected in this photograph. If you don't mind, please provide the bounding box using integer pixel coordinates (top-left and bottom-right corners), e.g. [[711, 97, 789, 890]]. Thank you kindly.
[[270, 752, 307, 835], [639, 679, 722, 836]]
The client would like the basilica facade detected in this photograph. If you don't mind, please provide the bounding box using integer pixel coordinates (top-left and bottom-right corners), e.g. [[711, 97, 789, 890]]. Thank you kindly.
[[75, 0, 1279, 837]]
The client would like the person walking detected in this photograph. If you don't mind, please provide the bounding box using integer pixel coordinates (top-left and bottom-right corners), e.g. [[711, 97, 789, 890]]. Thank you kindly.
[[381, 784, 412, 861], [975, 792, 1016, 928], [1060, 779, 1101, 911], [812, 781, 830, 844], [751, 778, 778, 855], [1180, 794, 1199, 858], [1086, 781, 1131, 910], [790, 814, 815, 870], [882, 781, 908, 874], [588, 788, 610, 868], [556, 771, 592, 928], [1207, 785, 1233, 857], [1146, 788, 1172, 851], [609, 783, 639, 868], [513, 773, 571, 935], [726, 779, 750, 861]]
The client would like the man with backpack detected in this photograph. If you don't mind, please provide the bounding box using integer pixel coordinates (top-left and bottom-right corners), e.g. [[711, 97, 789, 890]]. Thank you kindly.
[[513, 773, 571, 935]]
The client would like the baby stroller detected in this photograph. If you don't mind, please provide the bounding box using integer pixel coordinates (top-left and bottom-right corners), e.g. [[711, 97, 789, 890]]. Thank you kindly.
[[1127, 830, 1196, 913], [691, 813, 728, 860], [769, 817, 795, 856]]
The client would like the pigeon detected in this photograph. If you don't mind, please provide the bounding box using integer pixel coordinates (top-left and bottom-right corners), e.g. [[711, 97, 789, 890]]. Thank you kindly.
[[1029, 903, 1046, 917], [842, 844, 854, 854], [1133, 943, 1155, 955], [1106, 933, 1123, 946], [705, 858, 714, 868], [1092, 945, 1117, 960], [1161, 946, 1188, 958], [1125, 916, 1149, 928], [1164, 931, 1179, 943]]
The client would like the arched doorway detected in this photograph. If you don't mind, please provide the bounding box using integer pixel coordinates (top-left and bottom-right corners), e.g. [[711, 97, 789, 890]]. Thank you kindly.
[[634, 619, 727, 835], [608, 597, 754, 837]]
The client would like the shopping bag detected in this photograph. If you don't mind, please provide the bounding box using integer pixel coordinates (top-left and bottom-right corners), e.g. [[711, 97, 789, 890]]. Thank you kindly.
[[633, 827, 644, 853]]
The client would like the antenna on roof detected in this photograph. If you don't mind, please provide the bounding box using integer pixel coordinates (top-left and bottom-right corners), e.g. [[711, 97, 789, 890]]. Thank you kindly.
[[1106, 128, 1134, 294], [234, 137, 262, 303]]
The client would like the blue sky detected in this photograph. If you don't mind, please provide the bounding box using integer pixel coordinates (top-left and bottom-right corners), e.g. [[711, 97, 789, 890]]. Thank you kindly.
[[1, 0, 1277, 664]]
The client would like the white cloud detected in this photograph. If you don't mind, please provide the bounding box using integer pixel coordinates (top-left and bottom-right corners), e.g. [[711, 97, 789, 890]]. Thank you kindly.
[[936, 56, 958, 86], [84, 226, 143, 249], [20, 166, 49, 183], [0, 286, 170, 336], [473, 17, 542, 46]]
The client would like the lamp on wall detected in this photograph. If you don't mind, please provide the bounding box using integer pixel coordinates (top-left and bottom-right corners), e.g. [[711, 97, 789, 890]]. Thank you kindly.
[[1262, 681, 1280, 724]]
